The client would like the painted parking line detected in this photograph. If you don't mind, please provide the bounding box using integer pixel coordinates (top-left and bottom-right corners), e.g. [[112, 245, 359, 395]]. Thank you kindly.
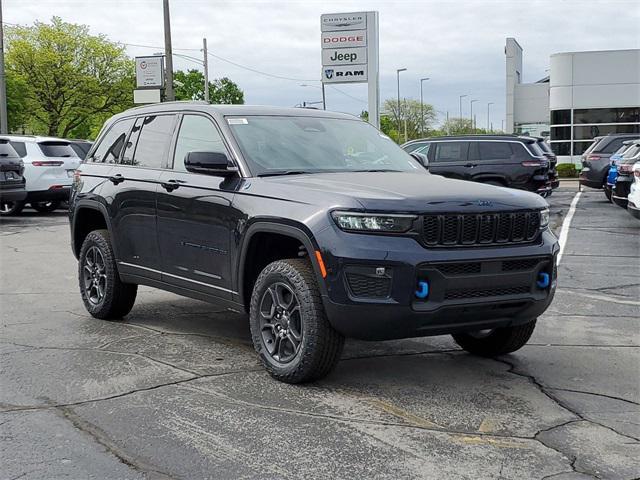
[[557, 191, 582, 265]]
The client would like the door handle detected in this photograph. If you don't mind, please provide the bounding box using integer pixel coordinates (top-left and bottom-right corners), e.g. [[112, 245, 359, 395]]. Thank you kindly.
[[108, 174, 125, 185], [161, 179, 182, 192], [464, 163, 478, 168]]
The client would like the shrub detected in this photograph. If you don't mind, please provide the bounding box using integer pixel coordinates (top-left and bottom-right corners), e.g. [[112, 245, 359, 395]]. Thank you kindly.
[[557, 163, 578, 178]]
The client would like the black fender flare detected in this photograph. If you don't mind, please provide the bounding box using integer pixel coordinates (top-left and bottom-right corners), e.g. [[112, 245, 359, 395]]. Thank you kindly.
[[235, 220, 327, 306], [71, 200, 114, 259]]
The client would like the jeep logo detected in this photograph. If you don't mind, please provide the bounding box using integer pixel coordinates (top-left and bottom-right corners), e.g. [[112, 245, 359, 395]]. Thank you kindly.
[[330, 51, 358, 62]]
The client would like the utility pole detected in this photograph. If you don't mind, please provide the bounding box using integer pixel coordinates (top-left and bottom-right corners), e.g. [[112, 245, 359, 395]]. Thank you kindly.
[[202, 38, 209, 103], [163, 0, 175, 101], [0, 0, 8, 133]]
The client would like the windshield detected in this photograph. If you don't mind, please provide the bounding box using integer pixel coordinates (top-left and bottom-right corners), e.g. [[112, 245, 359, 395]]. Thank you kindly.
[[226, 115, 422, 176]]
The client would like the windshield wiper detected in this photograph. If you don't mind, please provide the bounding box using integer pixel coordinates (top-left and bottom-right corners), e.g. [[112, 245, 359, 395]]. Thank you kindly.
[[257, 170, 314, 177]]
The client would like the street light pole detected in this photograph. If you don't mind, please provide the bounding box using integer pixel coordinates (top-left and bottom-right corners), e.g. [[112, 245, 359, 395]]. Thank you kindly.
[[470, 99, 478, 132], [396, 68, 407, 143], [420, 77, 430, 137], [487, 102, 494, 132], [202, 38, 209, 103], [163, 0, 175, 101], [459, 94, 468, 118]]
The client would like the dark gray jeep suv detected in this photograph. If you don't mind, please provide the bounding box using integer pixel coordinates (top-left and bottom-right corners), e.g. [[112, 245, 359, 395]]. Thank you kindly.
[[70, 103, 558, 383]]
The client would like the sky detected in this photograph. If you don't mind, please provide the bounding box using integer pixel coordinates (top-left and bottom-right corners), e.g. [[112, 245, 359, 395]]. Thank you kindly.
[[6, 0, 640, 129]]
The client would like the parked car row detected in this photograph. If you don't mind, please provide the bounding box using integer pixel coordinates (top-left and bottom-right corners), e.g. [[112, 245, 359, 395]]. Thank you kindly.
[[0, 135, 92, 216], [579, 134, 640, 221], [401, 135, 559, 196]]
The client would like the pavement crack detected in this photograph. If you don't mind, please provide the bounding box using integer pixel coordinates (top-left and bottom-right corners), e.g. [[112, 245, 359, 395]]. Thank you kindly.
[[57, 406, 177, 479]]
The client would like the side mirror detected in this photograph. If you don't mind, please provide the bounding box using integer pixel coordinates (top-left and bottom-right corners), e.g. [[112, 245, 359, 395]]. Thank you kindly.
[[184, 151, 237, 176], [411, 152, 429, 169]]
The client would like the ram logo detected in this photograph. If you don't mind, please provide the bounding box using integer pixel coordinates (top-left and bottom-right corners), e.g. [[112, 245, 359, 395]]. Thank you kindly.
[[324, 69, 334, 79]]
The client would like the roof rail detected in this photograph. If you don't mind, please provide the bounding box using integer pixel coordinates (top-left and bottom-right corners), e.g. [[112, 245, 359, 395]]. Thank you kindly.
[[127, 100, 209, 111]]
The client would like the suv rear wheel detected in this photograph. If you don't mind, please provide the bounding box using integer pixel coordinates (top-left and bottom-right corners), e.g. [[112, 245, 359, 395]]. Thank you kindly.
[[249, 258, 344, 383], [78, 229, 137, 319], [0, 201, 25, 216], [452, 320, 536, 357]]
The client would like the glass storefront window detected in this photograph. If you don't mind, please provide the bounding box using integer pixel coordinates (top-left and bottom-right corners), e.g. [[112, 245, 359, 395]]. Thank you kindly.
[[573, 141, 598, 156], [574, 107, 640, 124], [515, 123, 550, 138], [551, 110, 571, 125], [550, 142, 571, 155], [574, 124, 640, 140], [551, 126, 571, 141]]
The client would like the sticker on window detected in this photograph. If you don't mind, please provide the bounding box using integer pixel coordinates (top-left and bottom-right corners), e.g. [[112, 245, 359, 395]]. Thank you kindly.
[[227, 118, 248, 125]]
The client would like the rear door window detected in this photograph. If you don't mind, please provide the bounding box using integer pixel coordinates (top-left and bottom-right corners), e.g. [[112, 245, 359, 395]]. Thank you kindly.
[[38, 142, 76, 158], [478, 142, 513, 161], [131, 115, 177, 169], [404, 142, 428, 154], [9, 141, 27, 157], [434, 142, 468, 163], [91, 118, 135, 164]]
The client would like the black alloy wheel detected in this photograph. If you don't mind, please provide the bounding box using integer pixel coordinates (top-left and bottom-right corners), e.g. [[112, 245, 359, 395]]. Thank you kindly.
[[258, 282, 303, 363]]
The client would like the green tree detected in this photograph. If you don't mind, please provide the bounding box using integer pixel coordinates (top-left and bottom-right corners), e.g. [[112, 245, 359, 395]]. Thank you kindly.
[[382, 98, 437, 143], [6, 17, 134, 138], [174, 69, 244, 104], [435, 117, 474, 136]]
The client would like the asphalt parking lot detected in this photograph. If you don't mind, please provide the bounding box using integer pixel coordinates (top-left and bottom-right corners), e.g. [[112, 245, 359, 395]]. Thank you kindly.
[[1, 185, 638, 480]]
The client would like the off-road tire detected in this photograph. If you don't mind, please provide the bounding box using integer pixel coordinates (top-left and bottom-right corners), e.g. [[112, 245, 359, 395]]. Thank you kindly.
[[78, 229, 137, 319], [452, 320, 537, 357], [0, 200, 25, 216], [31, 201, 61, 213], [249, 258, 344, 383]]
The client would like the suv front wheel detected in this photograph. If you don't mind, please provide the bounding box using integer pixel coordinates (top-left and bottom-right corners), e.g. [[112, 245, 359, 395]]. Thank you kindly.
[[249, 258, 344, 383], [452, 320, 536, 357], [78, 229, 137, 319]]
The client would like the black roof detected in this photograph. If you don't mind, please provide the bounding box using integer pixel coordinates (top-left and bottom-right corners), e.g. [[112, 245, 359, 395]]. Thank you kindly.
[[110, 102, 357, 123]]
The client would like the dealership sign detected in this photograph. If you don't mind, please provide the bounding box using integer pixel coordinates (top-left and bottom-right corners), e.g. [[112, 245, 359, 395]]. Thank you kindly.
[[135, 56, 165, 89], [320, 11, 379, 127]]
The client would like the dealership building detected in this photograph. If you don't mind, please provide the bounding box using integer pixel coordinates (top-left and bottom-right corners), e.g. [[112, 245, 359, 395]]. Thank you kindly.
[[505, 38, 640, 164]]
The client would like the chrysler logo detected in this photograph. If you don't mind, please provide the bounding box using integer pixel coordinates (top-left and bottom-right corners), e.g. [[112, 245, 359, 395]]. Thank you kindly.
[[324, 69, 334, 79]]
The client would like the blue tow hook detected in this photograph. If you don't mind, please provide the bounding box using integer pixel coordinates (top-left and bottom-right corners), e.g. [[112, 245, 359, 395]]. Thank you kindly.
[[415, 280, 430, 299], [537, 272, 550, 289]]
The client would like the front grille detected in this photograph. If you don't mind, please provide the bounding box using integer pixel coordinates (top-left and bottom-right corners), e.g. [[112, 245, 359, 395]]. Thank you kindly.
[[346, 272, 391, 299], [421, 211, 541, 247], [444, 285, 530, 300], [434, 262, 482, 276]]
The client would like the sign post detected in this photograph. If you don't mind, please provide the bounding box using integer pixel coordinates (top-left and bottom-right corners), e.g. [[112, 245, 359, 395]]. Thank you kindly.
[[320, 11, 379, 128], [134, 55, 165, 104]]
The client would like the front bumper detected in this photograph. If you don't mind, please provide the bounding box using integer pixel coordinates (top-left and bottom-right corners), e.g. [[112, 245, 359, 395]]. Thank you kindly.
[[318, 229, 559, 340]]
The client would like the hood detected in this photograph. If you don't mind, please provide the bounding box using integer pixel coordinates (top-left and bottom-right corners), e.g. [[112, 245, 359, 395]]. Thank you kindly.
[[255, 172, 547, 213]]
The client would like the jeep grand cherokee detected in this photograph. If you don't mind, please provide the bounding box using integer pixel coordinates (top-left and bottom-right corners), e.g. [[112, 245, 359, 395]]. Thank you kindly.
[[69, 103, 558, 383]]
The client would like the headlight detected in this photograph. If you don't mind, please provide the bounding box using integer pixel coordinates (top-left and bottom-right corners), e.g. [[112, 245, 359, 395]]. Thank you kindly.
[[331, 211, 416, 233], [540, 208, 550, 229]]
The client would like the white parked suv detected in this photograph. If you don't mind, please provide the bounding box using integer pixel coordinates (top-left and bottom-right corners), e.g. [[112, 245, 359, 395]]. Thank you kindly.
[[627, 162, 640, 220], [1, 135, 80, 215]]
